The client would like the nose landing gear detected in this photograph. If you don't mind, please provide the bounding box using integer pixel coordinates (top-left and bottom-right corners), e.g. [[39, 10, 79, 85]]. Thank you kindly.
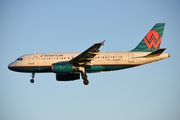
[[30, 73, 35, 83]]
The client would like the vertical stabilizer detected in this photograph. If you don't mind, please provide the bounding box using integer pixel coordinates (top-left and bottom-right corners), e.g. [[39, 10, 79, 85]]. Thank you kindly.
[[131, 23, 165, 52]]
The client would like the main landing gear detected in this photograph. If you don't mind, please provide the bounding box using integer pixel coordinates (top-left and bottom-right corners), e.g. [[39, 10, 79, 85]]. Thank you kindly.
[[79, 67, 89, 85], [30, 73, 35, 83], [81, 72, 89, 85]]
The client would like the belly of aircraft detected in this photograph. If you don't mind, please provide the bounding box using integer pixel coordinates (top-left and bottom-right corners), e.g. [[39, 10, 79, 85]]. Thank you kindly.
[[10, 64, 139, 73]]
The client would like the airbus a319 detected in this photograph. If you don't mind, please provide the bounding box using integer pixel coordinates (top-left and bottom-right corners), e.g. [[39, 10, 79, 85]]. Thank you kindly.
[[8, 23, 170, 85]]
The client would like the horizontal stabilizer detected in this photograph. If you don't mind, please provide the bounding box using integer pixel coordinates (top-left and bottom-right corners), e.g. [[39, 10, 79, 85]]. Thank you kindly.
[[145, 48, 166, 57]]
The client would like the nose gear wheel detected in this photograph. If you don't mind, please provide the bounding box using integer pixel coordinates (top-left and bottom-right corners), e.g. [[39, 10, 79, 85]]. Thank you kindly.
[[30, 73, 35, 83], [30, 79, 34, 83]]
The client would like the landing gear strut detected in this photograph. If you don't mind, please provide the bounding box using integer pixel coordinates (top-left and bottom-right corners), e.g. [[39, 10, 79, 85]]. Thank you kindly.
[[78, 67, 89, 85], [30, 73, 35, 83]]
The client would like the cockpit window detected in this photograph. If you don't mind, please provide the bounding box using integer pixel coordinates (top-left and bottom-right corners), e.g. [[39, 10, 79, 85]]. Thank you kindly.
[[17, 58, 23, 61]]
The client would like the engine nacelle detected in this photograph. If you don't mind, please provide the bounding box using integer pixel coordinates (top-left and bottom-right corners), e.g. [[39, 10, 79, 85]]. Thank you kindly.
[[51, 62, 77, 73], [56, 73, 80, 81]]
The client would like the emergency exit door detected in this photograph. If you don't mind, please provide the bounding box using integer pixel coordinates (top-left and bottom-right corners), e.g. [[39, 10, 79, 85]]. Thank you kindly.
[[128, 52, 134, 63]]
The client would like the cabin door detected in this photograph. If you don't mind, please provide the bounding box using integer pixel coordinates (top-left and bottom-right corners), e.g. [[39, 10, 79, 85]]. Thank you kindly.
[[29, 54, 34, 64]]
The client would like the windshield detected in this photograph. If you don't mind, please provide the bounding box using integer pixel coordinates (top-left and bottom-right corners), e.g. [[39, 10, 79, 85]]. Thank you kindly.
[[16, 58, 23, 61]]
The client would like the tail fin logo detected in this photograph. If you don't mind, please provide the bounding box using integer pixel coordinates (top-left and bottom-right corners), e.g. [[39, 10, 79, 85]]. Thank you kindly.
[[143, 30, 162, 50]]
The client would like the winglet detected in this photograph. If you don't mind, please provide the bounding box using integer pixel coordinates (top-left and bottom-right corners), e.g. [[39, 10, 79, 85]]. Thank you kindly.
[[101, 40, 105, 45]]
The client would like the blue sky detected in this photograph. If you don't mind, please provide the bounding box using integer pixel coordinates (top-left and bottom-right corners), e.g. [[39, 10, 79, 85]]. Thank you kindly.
[[0, 0, 180, 120]]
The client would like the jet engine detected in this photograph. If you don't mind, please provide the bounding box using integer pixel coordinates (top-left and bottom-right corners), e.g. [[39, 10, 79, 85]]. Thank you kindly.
[[56, 73, 80, 81], [51, 62, 78, 73]]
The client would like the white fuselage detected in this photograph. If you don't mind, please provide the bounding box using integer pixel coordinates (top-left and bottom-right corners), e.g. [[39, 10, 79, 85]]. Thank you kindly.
[[8, 51, 170, 73]]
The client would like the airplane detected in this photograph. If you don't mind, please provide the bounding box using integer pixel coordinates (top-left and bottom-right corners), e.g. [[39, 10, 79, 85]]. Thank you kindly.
[[8, 23, 170, 85]]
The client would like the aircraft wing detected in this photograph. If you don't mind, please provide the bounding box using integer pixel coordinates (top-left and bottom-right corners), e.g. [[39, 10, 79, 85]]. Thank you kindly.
[[69, 41, 105, 66]]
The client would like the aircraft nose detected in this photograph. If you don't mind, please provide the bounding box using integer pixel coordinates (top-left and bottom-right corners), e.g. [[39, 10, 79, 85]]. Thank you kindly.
[[8, 63, 11, 70], [8, 62, 14, 70]]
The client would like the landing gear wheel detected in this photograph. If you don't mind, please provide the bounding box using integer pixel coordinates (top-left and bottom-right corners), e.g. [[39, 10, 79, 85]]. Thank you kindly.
[[80, 69, 89, 85], [30, 73, 35, 83], [82, 75, 87, 79], [83, 79, 89, 85], [30, 79, 34, 83], [81, 73, 87, 79]]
